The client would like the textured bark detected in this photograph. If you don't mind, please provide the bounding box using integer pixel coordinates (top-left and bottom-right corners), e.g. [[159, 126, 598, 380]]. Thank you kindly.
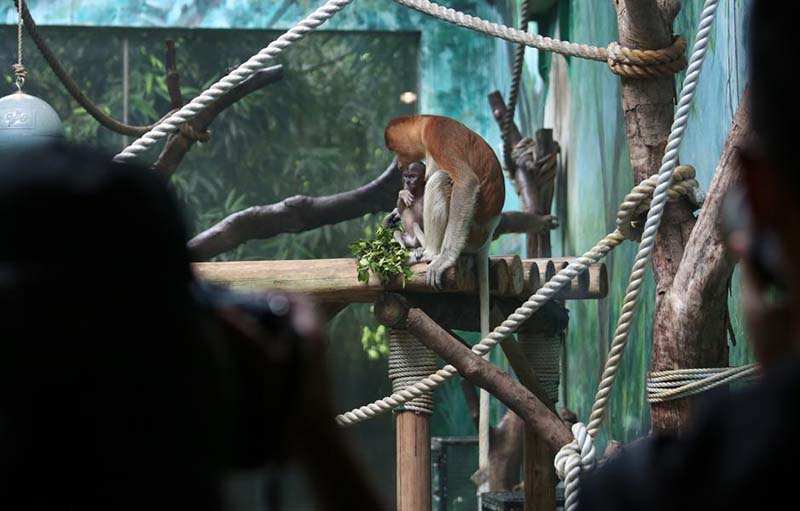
[[615, 0, 694, 292], [614, 0, 705, 432], [650, 92, 751, 432]]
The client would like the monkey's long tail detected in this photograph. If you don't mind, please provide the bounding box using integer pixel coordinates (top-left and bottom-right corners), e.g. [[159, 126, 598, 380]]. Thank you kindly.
[[476, 243, 491, 492]]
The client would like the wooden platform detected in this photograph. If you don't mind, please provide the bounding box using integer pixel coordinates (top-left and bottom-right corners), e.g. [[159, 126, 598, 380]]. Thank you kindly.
[[193, 257, 607, 303]]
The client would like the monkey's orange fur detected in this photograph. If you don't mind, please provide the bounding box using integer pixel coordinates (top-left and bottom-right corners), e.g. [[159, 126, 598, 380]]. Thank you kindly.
[[384, 115, 505, 250]]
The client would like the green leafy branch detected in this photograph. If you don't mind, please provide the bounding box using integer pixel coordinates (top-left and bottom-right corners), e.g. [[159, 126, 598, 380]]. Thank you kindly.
[[350, 225, 413, 285]]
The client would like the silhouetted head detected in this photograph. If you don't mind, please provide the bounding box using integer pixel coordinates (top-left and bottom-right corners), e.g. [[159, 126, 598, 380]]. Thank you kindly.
[[0, 142, 232, 508], [736, 1, 800, 363]]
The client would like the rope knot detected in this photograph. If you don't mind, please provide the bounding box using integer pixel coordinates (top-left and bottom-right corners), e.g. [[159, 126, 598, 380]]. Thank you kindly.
[[179, 123, 211, 143], [606, 36, 687, 79], [616, 164, 699, 241], [511, 137, 560, 187], [12, 63, 26, 90], [555, 422, 595, 511]]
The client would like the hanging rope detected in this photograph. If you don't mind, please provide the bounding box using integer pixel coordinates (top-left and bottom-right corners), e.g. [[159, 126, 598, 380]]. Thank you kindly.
[[555, 2, 719, 509], [388, 328, 437, 415], [501, 0, 529, 175], [113, 0, 354, 163], [12, 0, 26, 90], [647, 364, 759, 403], [14, 0, 161, 136], [390, 0, 686, 78]]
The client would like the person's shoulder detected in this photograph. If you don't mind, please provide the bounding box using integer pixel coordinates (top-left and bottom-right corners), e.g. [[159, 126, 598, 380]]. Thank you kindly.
[[580, 358, 800, 511]]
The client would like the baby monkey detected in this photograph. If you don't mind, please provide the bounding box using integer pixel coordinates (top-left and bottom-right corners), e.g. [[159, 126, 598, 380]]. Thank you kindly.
[[386, 161, 431, 250]]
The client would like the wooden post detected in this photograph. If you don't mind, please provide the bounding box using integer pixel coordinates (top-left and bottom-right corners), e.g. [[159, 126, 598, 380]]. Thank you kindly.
[[376, 301, 434, 511], [396, 412, 431, 511], [523, 129, 559, 511]]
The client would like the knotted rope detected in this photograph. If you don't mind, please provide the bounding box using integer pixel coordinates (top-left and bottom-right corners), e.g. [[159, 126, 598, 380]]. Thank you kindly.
[[616, 165, 699, 241], [391, 0, 687, 79], [501, 0, 529, 175], [554, 2, 718, 509], [12, 0, 26, 90], [647, 364, 759, 403], [511, 137, 560, 187], [606, 36, 687, 79], [388, 328, 437, 414]]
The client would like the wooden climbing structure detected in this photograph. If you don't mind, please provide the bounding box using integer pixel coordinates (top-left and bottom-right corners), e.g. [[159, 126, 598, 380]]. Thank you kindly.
[[194, 256, 608, 511]]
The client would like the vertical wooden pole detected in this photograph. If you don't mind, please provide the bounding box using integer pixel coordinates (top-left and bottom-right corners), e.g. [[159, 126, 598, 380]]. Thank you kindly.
[[396, 412, 432, 511], [524, 129, 558, 511]]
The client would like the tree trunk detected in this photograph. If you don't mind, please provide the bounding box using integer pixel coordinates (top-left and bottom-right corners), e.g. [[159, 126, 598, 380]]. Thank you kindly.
[[615, 1, 746, 432], [650, 92, 751, 432]]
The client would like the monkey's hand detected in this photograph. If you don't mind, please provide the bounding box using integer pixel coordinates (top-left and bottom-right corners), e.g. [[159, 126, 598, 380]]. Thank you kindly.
[[399, 190, 414, 207], [543, 215, 559, 230], [383, 209, 401, 228], [426, 251, 457, 291], [406, 247, 426, 265]]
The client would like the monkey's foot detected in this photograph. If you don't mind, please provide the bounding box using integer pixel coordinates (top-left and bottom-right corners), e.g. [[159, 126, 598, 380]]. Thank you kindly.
[[426, 254, 455, 291], [406, 247, 426, 265], [544, 214, 559, 230]]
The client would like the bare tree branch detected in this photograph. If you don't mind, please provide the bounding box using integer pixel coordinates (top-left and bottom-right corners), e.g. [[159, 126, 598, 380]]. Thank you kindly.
[[188, 159, 402, 261], [495, 211, 557, 239]]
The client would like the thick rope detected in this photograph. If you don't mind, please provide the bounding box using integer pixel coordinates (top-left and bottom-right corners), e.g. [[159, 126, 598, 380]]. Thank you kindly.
[[388, 328, 437, 415], [501, 0, 528, 175], [113, 0, 353, 162], [12, 0, 26, 90], [647, 364, 759, 403], [390, 0, 686, 78], [15, 0, 159, 136], [607, 36, 687, 79], [556, 2, 719, 509]]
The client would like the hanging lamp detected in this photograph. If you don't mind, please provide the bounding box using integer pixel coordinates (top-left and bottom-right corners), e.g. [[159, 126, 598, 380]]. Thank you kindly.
[[0, 0, 64, 152]]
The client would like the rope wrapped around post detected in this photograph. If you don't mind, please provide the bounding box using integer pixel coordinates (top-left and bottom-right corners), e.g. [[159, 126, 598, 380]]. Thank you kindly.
[[647, 364, 759, 403], [606, 36, 687, 79], [616, 165, 699, 241], [511, 137, 560, 188], [518, 330, 561, 404], [388, 328, 438, 415]]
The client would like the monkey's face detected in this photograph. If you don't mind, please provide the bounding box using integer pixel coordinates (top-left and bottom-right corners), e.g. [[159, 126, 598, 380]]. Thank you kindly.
[[402, 162, 426, 191]]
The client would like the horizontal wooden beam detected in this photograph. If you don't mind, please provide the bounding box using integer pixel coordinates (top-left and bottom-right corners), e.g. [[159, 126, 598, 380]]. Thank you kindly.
[[193, 257, 607, 303]]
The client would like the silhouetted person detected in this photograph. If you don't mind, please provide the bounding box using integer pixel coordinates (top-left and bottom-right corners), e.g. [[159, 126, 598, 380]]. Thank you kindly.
[[0, 142, 382, 509], [580, 2, 800, 510]]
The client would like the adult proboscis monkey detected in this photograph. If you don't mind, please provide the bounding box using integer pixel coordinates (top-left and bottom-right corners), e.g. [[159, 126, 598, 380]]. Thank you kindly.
[[385, 115, 505, 483]]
